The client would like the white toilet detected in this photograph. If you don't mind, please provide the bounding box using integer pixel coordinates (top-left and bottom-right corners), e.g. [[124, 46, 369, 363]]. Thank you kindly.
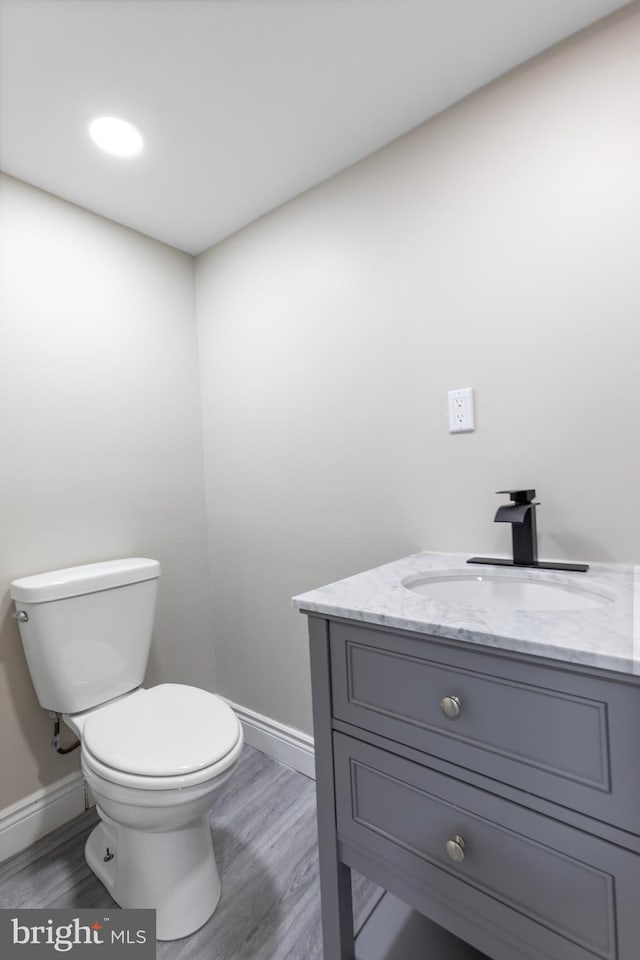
[[10, 558, 243, 941]]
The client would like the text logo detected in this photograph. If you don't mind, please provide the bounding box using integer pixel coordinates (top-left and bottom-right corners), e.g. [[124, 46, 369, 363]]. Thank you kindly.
[[0, 909, 155, 958]]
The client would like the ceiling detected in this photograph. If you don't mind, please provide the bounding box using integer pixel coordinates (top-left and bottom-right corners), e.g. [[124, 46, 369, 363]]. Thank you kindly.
[[0, 0, 632, 255]]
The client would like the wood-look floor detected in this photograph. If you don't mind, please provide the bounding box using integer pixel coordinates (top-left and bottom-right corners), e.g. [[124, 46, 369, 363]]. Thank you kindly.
[[0, 745, 381, 959]]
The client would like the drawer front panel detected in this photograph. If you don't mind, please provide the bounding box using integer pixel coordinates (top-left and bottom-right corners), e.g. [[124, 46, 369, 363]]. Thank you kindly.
[[330, 621, 640, 833], [334, 733, 640, 960]]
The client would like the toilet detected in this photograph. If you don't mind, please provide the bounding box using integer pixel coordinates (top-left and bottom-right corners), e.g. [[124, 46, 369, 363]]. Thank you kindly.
[[10, 558, 243, 941]]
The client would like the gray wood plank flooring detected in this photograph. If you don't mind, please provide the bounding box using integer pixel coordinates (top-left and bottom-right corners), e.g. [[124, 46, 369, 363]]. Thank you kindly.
[[0, 746, 381, 959]]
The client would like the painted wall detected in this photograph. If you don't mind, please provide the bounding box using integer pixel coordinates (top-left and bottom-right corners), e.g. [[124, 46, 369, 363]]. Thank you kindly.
[[2, 4, 638, 815], [0, 175, 212, 809], [195, 7, 640, 735]]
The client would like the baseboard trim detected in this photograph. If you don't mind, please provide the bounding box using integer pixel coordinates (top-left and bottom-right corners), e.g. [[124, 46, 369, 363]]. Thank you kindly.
[[0, 771, 88, 862], [224, 699, 316, 780]]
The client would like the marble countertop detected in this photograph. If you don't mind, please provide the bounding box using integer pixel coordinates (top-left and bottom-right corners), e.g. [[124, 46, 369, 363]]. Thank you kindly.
[[292, 551, 639, 676]]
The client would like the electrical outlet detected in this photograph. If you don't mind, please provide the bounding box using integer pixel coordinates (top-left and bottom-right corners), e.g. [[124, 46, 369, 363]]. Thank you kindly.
[[448, 387, 475, 433]]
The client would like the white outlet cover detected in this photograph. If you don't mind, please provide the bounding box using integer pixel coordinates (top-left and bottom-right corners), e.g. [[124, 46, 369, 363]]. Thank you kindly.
[[448, 387, 475, 433]]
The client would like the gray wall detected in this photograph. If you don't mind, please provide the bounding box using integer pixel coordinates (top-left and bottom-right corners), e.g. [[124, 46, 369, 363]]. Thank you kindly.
[[195, 6, 640, 735], [2, 5, 639, 814], [0, 175, 213, 809]]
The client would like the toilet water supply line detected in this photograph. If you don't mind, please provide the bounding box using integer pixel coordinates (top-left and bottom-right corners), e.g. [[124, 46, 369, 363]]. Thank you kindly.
[[49, 713, 80, 754]]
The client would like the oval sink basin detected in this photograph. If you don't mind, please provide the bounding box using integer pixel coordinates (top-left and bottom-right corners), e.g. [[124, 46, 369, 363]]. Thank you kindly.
[[403, 573, 611, 612]]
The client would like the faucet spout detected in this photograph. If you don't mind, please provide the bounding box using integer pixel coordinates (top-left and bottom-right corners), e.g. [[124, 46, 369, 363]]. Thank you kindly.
[[494, 503, 533, 526]]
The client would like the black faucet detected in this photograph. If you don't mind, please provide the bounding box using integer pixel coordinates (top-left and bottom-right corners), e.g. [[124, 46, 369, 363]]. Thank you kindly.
[[468, 489, 588, 572], [494, 489, 538, 566]]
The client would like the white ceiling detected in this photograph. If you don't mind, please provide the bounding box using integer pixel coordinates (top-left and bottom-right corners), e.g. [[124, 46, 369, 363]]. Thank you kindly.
[[0, 0, 632, 254]]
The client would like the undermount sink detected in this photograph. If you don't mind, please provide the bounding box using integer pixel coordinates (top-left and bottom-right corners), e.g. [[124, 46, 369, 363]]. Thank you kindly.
[[403, 572, 612, 612]]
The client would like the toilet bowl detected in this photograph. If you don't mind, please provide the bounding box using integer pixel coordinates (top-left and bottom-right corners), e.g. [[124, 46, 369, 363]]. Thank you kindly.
[[10, 559, 244, 941], [66, 684, 243, 940]]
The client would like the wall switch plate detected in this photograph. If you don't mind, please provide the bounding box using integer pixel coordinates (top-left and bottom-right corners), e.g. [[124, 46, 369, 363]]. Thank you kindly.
[[448, 387, 475, 433]]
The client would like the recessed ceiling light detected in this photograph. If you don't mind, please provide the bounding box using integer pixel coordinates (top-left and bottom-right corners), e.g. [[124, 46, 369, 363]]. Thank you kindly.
[[88, 116, 144, 157]]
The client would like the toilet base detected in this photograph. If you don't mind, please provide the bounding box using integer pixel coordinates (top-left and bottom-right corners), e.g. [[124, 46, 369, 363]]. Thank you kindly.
[[85, 812, 221, 940]]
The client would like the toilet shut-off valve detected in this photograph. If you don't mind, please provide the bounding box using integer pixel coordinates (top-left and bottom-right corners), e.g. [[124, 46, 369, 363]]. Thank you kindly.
[[50, 713, 81, 755]]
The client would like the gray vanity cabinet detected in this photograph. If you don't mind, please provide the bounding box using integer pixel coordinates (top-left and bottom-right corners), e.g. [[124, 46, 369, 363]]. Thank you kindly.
[[330, 621, 640, 835], [305, 613, 640, 960]]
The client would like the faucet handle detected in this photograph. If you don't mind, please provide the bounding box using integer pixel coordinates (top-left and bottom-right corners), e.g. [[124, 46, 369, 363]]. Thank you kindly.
[[496, 489, 537, 505]]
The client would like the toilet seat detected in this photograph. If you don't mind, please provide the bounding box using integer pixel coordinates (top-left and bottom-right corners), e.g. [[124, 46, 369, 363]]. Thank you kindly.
[[82, 735, 243, 791], [81, 684, 243, 790]]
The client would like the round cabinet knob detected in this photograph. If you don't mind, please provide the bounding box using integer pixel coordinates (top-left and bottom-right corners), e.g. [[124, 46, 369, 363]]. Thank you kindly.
[[445, 835, 466, 863], [440, 695, 461, 719]]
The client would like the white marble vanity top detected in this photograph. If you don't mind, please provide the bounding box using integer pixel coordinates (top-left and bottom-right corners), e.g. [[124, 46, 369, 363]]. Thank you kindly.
[[292, 551, 640, 676]]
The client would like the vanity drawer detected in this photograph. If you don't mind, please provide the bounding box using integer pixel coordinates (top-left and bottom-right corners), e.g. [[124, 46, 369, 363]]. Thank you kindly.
[[330, 621, 640, 834], [334, 732, 640, 960]]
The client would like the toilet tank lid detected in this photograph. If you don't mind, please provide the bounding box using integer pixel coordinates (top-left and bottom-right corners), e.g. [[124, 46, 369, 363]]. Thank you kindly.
[[10, 558, 161, 603]]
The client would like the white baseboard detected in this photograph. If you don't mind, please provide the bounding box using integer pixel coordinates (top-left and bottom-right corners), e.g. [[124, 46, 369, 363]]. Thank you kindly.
[[224, 699, 316, 780], [0, 771, 89, 862]]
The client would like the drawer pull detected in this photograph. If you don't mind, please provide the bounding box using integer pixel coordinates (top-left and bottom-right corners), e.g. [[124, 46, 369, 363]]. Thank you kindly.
[[445, 835, 466, 863], [440, 695, 461, 719]]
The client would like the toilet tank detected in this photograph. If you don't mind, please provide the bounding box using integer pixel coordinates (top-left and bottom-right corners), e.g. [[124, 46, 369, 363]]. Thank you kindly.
[[10, 558, 161, 714]]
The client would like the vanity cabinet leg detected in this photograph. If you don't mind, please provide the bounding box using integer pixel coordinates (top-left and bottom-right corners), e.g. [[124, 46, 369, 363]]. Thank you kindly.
[[309, 616, 355, 960]]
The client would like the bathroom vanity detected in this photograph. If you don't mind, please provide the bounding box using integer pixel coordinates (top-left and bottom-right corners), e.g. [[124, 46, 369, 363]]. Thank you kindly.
[[293, 552, 640, 960]]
